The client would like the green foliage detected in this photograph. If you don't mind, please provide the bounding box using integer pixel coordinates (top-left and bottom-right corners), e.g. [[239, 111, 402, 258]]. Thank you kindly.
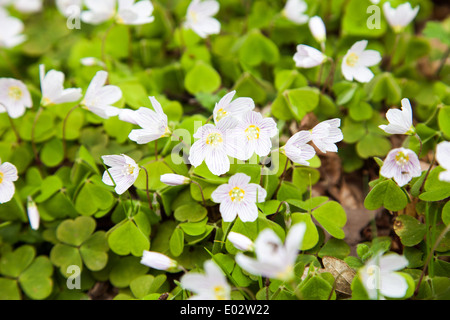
[[0, 0, 448, 302]]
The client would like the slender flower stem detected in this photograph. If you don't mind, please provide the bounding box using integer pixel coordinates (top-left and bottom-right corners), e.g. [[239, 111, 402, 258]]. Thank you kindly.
[[317, 62, 324, 88], [274, 157, 290, 195], [387, 33, 401, 71], [419, 151, 436, 193], [101, 22, 116, 77], [62, 104, 80, 160], [191, 180, 206, 206], [436, 47, 449, 78], [139, 166, 154, 211], [414, 223, 450, 298], [31, 106, 44, 164], [321, 59, 335, 94], [7, 114, 21, 144]]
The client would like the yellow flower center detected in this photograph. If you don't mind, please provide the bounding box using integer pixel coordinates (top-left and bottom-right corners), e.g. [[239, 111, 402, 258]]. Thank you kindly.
[[366, 265, 378, 276], [126, 164, 135, 175], [213, 285, 227, 300], [276, 265, 294, 281], [245, 125, 260, 141], [229, 187, 245, 203], [189, 10, 199, 23], [215, 108, 227, 122], [346, 52, 359, 67], [160, 126, 172, 138], [8, 86, 22, 101], [41, 97, 52, 106], [0, 172, 3, 184], [395, 151, 409, 166], [205, 132, 223, 147]]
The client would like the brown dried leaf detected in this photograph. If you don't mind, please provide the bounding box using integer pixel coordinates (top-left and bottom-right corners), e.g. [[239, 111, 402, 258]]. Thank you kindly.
[[320, 256, 356, 296]]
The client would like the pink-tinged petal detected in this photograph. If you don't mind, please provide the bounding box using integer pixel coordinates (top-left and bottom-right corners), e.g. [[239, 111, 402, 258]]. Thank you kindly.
[[349, 40, 368, 54], [436, 141, 450, 171], [102, 155, 126, 167], [341, 61, 354, 81], [235, 253, 279, 279], [285, 223, 306, 264], [102, 170, 115, 186], [204, 147, 230, 176], [254, 229, 283, 261], [188, 140, 207, 167], [385, 108, 409, 131], [53, 88, 83, 104], [219, 200, 238, 222], [115, 174, 135, 195], [227, 97, 255, 116], [380, 272, 408, 298], [0, 162, 18, 181], [237, 201, 258, 222], [359, 50, 382, 67], [180, 273, 211, 293], [204, 260, 226, 282], [0, 180, 15, 203], [128, 129, 163, 144], [379, 254, 409, 272], [211, 183, 231, 203], [439, 170, 450, 182], [196, 0, 220, 16], [353, 66, 374, 83], [118, 109, 139, 125], [228, 173, 251, 187]]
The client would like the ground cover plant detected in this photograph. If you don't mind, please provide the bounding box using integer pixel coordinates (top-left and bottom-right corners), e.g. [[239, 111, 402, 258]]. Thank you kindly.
[[0, 0, 449, 301]]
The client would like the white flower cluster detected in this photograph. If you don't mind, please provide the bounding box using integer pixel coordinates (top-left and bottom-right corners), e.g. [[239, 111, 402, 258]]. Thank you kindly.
[[292, 1, 419, 84]]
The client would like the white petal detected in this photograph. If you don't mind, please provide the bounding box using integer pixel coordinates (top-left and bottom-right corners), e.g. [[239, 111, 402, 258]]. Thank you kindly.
[[380, 272, 408, 298], [0, 180, 15, 204]]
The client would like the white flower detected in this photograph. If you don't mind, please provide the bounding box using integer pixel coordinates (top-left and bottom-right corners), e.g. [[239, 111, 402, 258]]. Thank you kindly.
[[0, 160, 18, 204], [379, 98, 415, 135], [56, 0, 83, 17], [234, 111, 278, 160], [81, 0, 116, 25], [211, 173, 267, 222], [227, 232, 254, 251], [80, 57, 106, 68], [383, 2, 420, 33], [102, 154, 140, 195], [436, 141, 450, 183], [213, 90, 255, 124], [308, 16, 326, 46], [359, 252, 409, 300], [185, 0, 221, 38], [311, 118, 343, 153], [282, 130, 316, 165], [122, 97, 171, 144], [116, 0, 155, 25], [81, 71, 122, 119], [293, 44, 327, 68], [341, 40, 382, 83], [160, 173, 191, 186], [236, 223, 306, 281], [282, 0, 308, 25], [0, 10, 26, 48], [380, 147, 422, 187], [13, 0, 43, 13], [39, 65, 82, 106], [188, 116, 243, 176], [27, 197, 40, 230], [140, 251, 179, 271], [180, 260, 231, 300], [0, 78, 32, 119]]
